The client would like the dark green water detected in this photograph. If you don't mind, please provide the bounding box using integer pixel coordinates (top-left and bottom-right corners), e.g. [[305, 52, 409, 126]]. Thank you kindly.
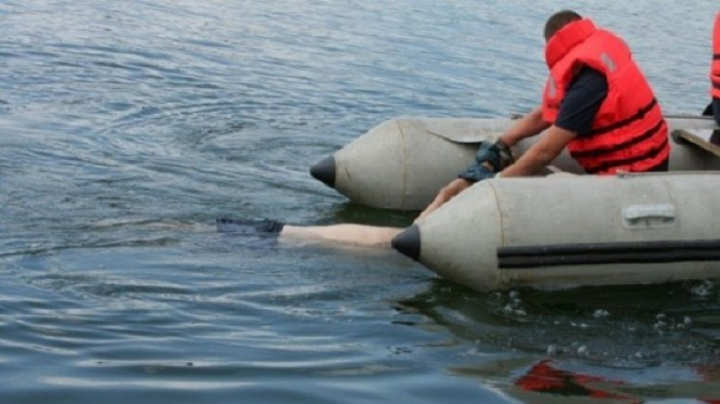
[[1, 1, 719, 402]]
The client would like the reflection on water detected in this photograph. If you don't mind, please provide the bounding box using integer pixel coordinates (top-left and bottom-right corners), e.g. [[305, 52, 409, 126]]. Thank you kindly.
[[402, 281, 720, 365], [458, 357, 720, 403], [401, 280, 720, 401]]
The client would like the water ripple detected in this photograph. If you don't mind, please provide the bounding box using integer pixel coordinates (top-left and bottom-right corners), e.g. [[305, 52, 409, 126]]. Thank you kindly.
[[1, 0, 719, 403]]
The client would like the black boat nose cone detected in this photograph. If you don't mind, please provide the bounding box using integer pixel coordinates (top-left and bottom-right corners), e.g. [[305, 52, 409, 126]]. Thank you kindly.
[[391, 225, 421, 261], [310, 155, 336, 188]]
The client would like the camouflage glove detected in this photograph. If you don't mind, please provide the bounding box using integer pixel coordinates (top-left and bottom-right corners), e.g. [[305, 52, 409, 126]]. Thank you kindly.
[[475, 140, 514, 172], [458, 163, 496, 183], [457, 140, 513, 183]]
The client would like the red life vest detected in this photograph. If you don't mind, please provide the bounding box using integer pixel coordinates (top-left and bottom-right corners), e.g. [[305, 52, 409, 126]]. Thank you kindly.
[[712, 12, 720, 98], [541, 19, 669, 174]]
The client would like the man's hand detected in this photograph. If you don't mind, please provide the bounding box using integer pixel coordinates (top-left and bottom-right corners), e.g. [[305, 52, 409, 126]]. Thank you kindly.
[[474, 140, 514, 172], [457, 140, 512, 183], [416, 178, 473, 221]]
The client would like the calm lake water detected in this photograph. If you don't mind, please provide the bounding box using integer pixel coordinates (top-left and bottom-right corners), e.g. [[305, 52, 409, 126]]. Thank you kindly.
[[1, 1, 719, 402]]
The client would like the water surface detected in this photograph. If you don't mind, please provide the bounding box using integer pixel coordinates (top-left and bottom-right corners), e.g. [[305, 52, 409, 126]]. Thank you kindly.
[[1, 1, 719, 402]]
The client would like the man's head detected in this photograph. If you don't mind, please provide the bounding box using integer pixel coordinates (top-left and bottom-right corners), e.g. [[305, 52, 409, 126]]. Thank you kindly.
[[544, 10, 582, 41]]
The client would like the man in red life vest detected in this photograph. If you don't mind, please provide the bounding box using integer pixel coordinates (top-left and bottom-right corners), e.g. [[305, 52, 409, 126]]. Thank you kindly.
[[419, 10, 670, 220]]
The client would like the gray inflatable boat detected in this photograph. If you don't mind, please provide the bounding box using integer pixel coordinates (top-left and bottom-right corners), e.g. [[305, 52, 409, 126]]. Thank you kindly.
[[311, 116, 720, 292], [310, 116, 720, 211], [391, 172, 720, 292]]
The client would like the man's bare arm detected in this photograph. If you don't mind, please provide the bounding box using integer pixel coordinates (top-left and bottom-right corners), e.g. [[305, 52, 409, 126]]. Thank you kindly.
[[500, 125, 576, 177], [500, 106, 551, 146]]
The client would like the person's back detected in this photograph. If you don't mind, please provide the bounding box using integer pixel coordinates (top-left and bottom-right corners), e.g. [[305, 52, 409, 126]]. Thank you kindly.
[[541, 14, 670, 174]]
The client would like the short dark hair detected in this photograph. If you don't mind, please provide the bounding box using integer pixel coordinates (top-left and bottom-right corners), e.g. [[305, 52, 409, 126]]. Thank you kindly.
[[544, 10, 582, 41]]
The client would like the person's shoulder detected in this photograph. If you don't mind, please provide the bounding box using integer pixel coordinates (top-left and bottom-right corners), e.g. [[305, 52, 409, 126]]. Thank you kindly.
[[576, 66, 605, 78], [570, 66, 608, 89]]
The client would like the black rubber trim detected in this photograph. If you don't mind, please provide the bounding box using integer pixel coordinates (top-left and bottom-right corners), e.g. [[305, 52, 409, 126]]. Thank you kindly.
[[713, 54, 720, 60], [391, 225, 421, 261], [309, 155, 336, 188], [497, 239, 720, 269]]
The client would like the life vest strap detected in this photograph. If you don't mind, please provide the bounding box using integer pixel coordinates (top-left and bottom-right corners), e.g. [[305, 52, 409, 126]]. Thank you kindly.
[[571, 120, 664, 158], [584, 137, 668, 174], [589, 98, 658, 137]]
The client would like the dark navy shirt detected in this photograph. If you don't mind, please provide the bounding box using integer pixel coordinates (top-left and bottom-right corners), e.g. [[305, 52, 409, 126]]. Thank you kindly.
[[554, 67, 668, 172], [553, 67, 608, 136]]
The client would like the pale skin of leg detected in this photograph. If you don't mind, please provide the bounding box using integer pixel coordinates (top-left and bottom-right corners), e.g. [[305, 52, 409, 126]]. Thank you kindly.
[[280, 224, 403, 247]]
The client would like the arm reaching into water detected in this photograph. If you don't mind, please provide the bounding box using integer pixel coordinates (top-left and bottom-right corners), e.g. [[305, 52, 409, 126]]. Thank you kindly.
[[416, 106, 550, 221]]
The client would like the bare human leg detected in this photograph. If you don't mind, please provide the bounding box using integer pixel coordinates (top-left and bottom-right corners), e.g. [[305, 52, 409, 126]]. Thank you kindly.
[[280, 224, 403, 247]]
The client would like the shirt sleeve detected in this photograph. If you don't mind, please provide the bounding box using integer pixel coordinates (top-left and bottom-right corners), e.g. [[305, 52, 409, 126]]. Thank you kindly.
[[554, 67, 609, 136]]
